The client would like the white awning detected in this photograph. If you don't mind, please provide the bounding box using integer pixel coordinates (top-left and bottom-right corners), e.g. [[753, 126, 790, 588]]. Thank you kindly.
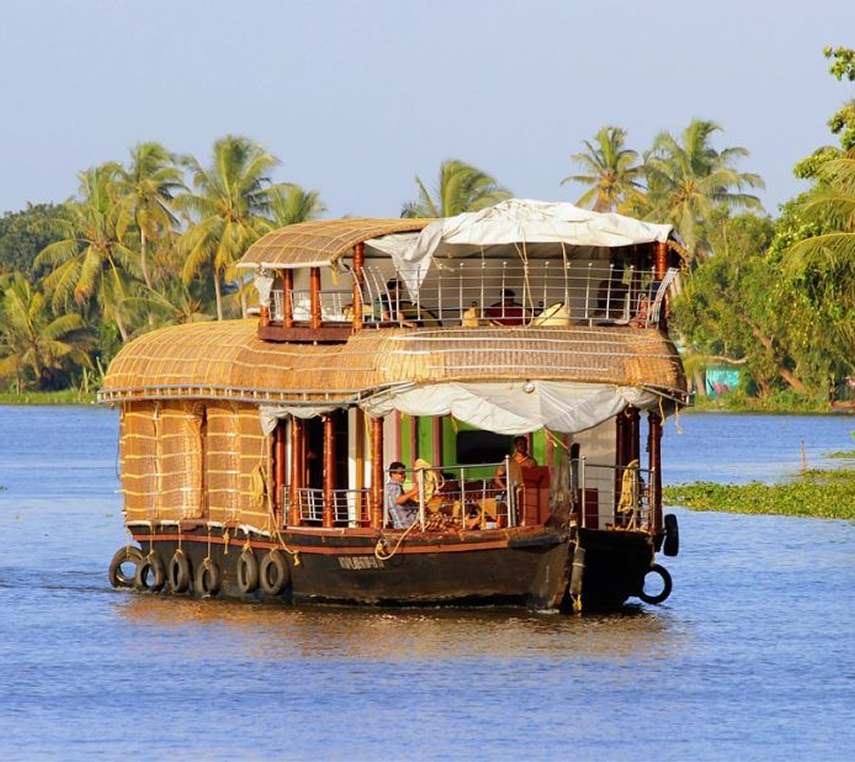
[[359, 380, 659, 436], [392, 198, 674, 292]]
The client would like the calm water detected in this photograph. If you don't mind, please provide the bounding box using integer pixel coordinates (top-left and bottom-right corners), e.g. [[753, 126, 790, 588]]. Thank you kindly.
[[1, 407, 855, 761]]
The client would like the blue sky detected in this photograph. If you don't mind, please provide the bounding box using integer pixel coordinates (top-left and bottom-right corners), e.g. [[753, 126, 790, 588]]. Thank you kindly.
[[1, 0, 853, 218]]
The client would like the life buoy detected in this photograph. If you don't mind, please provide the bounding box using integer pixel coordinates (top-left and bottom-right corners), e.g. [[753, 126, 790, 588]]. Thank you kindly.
[[108, 546, 143, 589], [237, 549, 260, 593], [637, 563, 672, 605], [168, 549, 192, 593], [195, 558, 221, 597], [135, 550, 166, 592], [663, 513, 679, 557], [260, 550, 290, 596]]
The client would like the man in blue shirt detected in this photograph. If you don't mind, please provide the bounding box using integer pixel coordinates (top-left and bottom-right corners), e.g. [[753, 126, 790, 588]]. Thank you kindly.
[[385, 461, 419, 529]]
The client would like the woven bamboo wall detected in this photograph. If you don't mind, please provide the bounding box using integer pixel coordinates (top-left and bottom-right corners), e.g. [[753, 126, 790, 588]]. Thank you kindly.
[[120, 400, 270, 526]]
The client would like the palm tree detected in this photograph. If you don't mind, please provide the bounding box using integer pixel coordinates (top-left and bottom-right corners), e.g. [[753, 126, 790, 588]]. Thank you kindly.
[[34, 165, 140, 342], [113, 142, 185, 289], [644, 119, 765, 259], [0, 275, 93, 391], [267, 184, 326, 226], [401, 159, 511, 218], [560, 126, 644, 212], [176, 136, 287, 320]]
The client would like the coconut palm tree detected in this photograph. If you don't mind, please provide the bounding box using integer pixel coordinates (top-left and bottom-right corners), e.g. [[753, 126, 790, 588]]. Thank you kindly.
[[0, 275, 93, 391], [267, 184, 326, 226], [113, 142, 185, 289], [644, 119, 765, 259], [34, 165, 140, 341], [401, 159, 511, 218], [176, 136, 288, 320], [560, 126, 644, 212]]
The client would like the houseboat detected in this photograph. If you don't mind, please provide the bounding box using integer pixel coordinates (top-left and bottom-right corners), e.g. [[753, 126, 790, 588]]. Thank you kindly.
[[101, 199, 688, 611]]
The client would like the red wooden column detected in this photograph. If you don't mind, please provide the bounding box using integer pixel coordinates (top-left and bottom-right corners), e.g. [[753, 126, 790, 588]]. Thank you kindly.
[[627, 406, 640, 464], [289, 417, 304, 526], [352, 242, 364, 332], [370, 416, 385, 528], [654, 241, 669, 330], [410, 415, 419, 463], [647, 412, 663, 534], [282, 270, 294, 328], [310, 267, 322, 330], [274, 422, 286, 526], [322, 413, 335, 528]]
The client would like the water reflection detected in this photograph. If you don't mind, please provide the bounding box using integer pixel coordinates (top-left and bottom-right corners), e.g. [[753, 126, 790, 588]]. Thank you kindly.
[[116, 592, 682, 662]]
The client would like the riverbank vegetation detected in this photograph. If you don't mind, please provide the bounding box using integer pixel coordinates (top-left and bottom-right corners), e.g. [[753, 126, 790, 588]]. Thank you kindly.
[[1, 48, 853, 410], [664, 459, 855, 520]]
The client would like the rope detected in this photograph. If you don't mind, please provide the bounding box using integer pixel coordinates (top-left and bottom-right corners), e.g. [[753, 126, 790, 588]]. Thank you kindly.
[[374, 519, 420, 561]]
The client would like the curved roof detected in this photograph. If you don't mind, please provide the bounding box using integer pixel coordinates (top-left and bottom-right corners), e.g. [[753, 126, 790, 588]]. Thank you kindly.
[[237, 217, 434, 270], [99, 320, 687, 405]]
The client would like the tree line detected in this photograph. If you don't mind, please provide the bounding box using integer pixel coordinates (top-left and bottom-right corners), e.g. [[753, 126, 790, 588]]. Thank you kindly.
[[1, 48, 853, 402]]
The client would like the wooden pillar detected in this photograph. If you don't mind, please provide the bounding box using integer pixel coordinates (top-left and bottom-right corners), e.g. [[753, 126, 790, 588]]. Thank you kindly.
[[627, 406, 640, 464], [354, 408, 366, 525], [615, 410, 627, 467], [322, 413, 335, 528], [289, 416, 304, 526], [648, 412, 663, 534], [274, 423, 286, 526], [310, 267, 322, 330], [654, 241, 669, 330], [410, 415, 419, 463], [370, 416, 384, 528], [432, 417, 443, 466], [283, 270, 294, 328], [352, 242, 364, 332]]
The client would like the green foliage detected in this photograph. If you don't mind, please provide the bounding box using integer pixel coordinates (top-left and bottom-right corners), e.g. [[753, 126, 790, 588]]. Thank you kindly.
[[663, 464, 855, 521], [0, 203, 69, 279], [401, 159, 511, 218], [560, 126, 644, 212], [824, 46, 855, 150]]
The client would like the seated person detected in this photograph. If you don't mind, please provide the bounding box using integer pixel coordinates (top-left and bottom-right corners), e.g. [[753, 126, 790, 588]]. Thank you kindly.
[[376, 279, 420, 327], [494, 436, 538, 492], [593, 278, 629, 321], [485, 288, 526, 326], [385, 461, 419, 528]]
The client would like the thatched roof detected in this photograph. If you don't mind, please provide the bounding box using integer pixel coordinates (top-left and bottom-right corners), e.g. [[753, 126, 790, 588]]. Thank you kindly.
[[99, 320, 687, 405], [237, 218, 434, 270]]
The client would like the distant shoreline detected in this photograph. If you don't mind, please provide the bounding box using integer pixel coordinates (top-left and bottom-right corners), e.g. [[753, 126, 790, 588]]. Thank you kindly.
[[0, 391, 96, 406]]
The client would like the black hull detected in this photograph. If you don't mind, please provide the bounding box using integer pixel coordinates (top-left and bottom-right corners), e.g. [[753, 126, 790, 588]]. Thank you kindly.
[[122, 524, 656, 611]]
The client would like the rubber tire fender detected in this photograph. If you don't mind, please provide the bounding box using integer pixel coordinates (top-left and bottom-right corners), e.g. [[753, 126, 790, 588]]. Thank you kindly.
[[168, 549, 192, 593], [108, 546, 143, 589], [637, 563, 673, 605], [194, 558, 222, 597], [135, 550, 166, 592], [663, 513, 679, 557], [260, 550, 290, 596], [237, 549, 260, 594]]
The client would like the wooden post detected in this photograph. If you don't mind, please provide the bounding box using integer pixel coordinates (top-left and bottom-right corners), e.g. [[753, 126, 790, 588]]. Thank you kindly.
[[322, 413, 335, 528], [654, 241, 669, 330], [289, 416, 304, 526], [283, 270, 294, 328], [432, 417, 443, 467], [260, 305, 270, 327], [310, 267, 322, 330], [274, 422, 286, 526], [355, 407, 365, 525], [648, 412, 663, 534], [352, 242, 364, 332], [370, 416, 385, 529], [614, 410, 627, 519], [410, 415, 419, 463], [627, 406, 640, 465]]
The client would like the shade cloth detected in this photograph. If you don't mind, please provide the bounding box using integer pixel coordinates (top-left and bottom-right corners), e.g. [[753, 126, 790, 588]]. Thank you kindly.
[[359, 380, 658, 436], [392, 198, 674, 292]]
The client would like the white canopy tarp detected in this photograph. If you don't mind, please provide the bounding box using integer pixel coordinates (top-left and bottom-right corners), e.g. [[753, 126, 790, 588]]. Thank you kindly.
[[359, 380, 659, 436], [258, 403, 340, 435], [392, 198, 674, 292]]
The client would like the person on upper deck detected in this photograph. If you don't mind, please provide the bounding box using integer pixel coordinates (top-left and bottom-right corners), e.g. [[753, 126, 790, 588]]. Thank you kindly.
[[485, 288, 526, 326], [377, 279, 419, 327], [385, 461, 420, 529], [493, 436, 537, 492]]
